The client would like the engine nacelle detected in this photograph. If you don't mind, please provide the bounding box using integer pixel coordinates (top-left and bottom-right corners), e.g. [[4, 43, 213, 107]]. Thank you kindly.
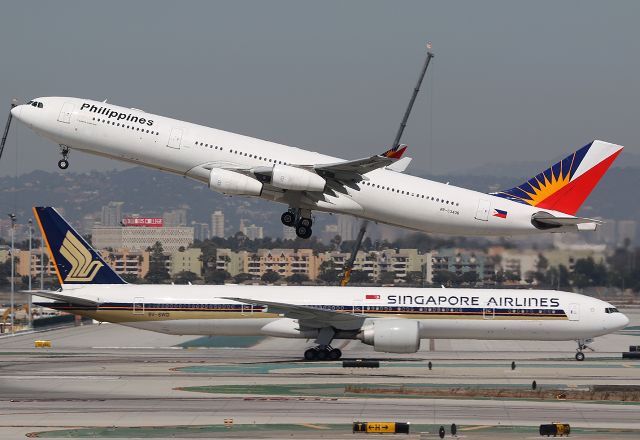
[[358, 319, 421, 353], [271, 164, 326, 191], [209, 168, 263, 196]]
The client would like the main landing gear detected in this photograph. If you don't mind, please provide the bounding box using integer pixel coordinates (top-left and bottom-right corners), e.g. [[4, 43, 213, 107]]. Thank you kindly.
[[281, 208, 313, 239], [58, 145, 70, 170], [304, 327, 341, 361], [304, 345, 342, 361], [575, 339, 593, 361]]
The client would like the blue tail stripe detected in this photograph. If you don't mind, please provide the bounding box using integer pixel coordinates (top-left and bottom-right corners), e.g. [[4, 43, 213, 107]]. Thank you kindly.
[[34, 207, 126, 285]]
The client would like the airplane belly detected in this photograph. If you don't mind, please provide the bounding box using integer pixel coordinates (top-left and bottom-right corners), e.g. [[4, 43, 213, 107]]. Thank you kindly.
[[123, 318, 278, 336], [419, 319, 588, 341]]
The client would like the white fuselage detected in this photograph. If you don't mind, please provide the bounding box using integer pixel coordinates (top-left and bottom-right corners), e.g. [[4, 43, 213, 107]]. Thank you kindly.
[[13, 97, 579, 236], [34, 284, 629, 342]]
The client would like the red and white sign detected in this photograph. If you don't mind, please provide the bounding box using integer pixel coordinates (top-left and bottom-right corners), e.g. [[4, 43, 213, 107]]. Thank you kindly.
[[122, 217, 163, 227], [365, 294, 381, 300]]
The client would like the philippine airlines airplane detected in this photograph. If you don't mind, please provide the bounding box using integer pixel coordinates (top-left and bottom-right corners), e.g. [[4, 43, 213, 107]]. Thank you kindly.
[[30, 207, 628, 361], [12, 98, 622, 239]]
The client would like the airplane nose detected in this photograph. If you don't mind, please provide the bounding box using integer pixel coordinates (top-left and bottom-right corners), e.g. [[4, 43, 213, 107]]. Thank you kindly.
[[10, 105, 21, 121], [620, 313, 630, 329]]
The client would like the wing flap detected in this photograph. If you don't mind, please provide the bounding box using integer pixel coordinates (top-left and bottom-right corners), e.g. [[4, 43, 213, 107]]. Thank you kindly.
[[223, 297, 367, 330]]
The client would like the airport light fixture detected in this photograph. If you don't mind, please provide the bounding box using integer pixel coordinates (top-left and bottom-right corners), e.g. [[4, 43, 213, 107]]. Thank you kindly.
[[8, 213, 16, 334], [28, 219, 33, 329]]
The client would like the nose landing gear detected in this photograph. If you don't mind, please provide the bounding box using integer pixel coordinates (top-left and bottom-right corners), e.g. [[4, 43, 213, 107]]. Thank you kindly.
[[58, 145, 70, 170], [575, 339, 593, 361]]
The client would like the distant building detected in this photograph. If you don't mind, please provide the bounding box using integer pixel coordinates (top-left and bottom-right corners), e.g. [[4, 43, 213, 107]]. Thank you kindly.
[[336, 215, 357, 241], [100, 202, 124, 226], [617, 220, 637, 246], [211, 211, 225, 238], [322, 249, 431, 283], [15, 248, 57, 278], [100, 248, 147, 278], [215, 248, 244, 276], [92, 226, 194, 252], [240, 221, 263, 240], [162, 209, 188, 227], [282, 225, 297, 240], [192, 222, 210, 241], [169, 248, 202, 276], [431, 248, 495, 283]]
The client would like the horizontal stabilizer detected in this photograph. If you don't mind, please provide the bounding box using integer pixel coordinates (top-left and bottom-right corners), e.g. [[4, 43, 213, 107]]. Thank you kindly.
[[532, 212, 602, 230], [22, 290, 99, 306]]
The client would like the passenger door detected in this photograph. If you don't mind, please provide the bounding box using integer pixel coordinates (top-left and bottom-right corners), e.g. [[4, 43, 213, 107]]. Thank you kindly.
[[475, 199, 491, 221], [167, 128, 183, 149], [568, 303, 579, 321], [57, 102, 74, 124], [133, 297, 145, 315]]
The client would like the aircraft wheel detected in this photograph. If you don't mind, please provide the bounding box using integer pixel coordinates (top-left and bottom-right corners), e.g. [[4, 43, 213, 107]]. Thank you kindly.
[[316, 349, 328, 361], [58, 159, 69, 170], [281, 211, 295, 227], [298, 217, 312, 228], [575, 352, 585, 361], [296, 225, 312, 239], [304, 348, 318, 361], [328, 348, 342, 360]]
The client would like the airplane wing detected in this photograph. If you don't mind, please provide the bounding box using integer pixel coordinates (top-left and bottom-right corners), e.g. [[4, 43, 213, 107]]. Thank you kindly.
[[223, 297, 368, 330], [22, 290, 99, 307], [313, 144, 408, 182]]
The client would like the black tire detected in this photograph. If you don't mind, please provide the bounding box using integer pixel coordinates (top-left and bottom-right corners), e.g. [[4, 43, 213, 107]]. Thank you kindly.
[[575, 352, 585, 361], [316, 349, 328, 361], [296, 225, 312, 239], [329, 349, 342, 360], [281, 212, 295, 227], [299, 217, 312, 228], [58, 159, 69, 170], [304, 348, 317, 361]]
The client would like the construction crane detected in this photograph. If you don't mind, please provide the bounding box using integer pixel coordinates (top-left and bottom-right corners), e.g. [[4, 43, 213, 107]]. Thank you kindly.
[[339, 44, 434, 286], [0, 99, 18, 162]]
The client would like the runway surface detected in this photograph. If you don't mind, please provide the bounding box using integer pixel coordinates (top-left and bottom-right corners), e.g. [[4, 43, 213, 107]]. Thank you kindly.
[[0, 311, 638, 439]]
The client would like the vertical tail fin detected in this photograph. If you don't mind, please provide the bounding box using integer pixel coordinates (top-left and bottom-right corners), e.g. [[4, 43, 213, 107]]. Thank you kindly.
[[34, 206, 126, 285], [491, 140, 623, 215]]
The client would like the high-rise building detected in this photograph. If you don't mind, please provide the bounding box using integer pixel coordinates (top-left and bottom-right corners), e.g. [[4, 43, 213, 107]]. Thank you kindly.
[[617, 220, 637, 245], [283, 225, 297, 240], [192, 222, 210, 242], [92, 225, 194, 252], [337, 215, 357, 241], [100, 202, 124, 226], [211, 211, 225, 238], [163, 209, 188, 227], [243, 224, 264, 240]]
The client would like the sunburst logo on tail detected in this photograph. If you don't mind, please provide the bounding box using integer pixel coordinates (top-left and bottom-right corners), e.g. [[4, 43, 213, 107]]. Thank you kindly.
[[59, 231, 103, 282]]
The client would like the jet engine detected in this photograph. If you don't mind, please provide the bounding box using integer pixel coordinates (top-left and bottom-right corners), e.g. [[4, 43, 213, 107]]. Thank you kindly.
[[270, 164, 326, 191], [358, 319, 421, 353], [209, 168, 263, 196]]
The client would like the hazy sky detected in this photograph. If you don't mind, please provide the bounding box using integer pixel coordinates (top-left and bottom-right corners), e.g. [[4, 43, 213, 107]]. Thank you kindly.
[[1, 1, 638, 177]]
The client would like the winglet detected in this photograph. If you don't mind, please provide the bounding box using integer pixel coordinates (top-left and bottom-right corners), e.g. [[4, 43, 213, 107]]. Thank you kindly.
[[381, 144, 408, 159], [33, 207, 126, 285]]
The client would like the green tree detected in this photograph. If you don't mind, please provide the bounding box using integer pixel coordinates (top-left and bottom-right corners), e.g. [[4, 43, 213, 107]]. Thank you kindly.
[[348, 270, 370, 284], [286, 273, 309, 284], [432, 270, 457, 286], [121, 273, 140, 283], [404, 271, 423, 286], [145, 241, 170, 284], [378, 271, 396, 285], [261, 270, 281, 284], [174, 271, 199, 284], [318, 260, 340, 284], [233, 272, 255, 284], [460, 271, 479, 285], [205, 269, 230, 284]]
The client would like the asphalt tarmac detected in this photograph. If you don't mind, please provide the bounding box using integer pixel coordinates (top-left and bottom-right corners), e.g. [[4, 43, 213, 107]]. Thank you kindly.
[[0, 311, 638, 439]]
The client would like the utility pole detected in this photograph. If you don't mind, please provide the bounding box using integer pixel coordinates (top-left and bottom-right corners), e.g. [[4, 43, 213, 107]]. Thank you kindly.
[[8, 214, 16, 334], [28, 219, 33, 329], [40, 230, 44, 290]]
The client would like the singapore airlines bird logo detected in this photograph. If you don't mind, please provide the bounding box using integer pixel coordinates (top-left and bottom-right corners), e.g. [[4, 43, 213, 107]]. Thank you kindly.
[[59, 231, 103, 282]]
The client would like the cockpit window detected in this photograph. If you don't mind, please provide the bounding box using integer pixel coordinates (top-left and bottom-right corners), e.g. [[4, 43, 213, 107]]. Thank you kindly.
[[37, 102, 43, 108], [605, 307, 620, 314], [29, 101, 43, 108], [26, 100, 33, 105]]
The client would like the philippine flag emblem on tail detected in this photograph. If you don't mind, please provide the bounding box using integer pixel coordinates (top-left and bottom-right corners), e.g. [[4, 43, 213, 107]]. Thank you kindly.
[[493, 209, 508, 219]]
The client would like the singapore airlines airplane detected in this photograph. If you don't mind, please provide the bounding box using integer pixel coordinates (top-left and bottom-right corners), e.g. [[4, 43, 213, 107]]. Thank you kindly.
[[12, 98, 622, 239], [29, 207, 628, 361]]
